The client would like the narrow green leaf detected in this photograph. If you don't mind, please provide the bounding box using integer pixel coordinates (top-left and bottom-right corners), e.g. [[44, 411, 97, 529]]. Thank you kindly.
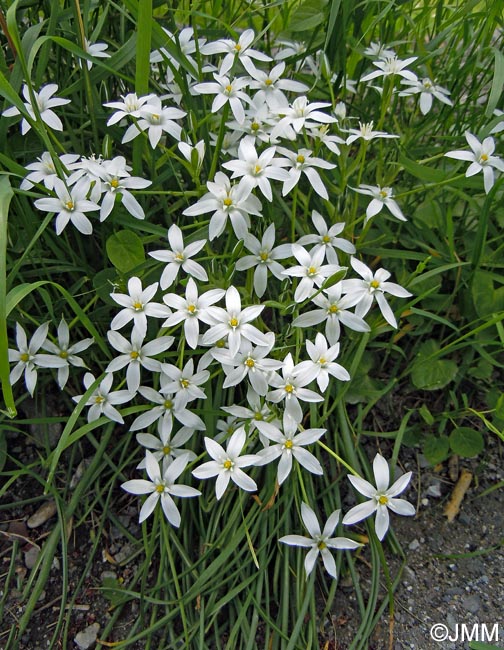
[[0, 176, 15, 417], [485, 48, 504, 118]]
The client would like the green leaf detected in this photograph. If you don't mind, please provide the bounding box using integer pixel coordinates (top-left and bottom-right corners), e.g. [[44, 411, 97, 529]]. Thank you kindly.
[[449, 427, 484, 458], [0, 175, 15, 417], [486, 48, 504, 118], [106, 230, 145, 274], [495, 393, 504, 420], [423, 434, 450, 465], [411, 339, 458, 390], [418, 404, 435, 425], [288, 0, 328, 31]]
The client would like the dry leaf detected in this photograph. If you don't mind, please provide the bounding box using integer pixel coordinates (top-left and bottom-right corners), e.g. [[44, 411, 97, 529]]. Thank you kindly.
[[27, 501, 57, 528], [444, 468, 472, 522]]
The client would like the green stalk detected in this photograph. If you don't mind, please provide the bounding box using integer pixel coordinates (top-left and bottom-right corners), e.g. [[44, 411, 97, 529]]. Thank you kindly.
[[0, 176, 15, 417], [133, 0, 153, 175]]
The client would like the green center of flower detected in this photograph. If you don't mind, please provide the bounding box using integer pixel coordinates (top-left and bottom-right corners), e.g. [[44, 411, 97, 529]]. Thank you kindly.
[[378, 495, 388, 505], [94, 395, 105, 404], [370, 280, 380, 289], [223, 197, 233, 207], [229, 317, 239, 328], [151, 113, 160, 122], [223, 459, 233, 470], [180, 379, 190, 389], [284, 383, 294, 394], [65, 200, 74, 211], [156, 483, 165, 493], [379, 190, 388, 198], [259, 251, 269, 262], [216, 339, 226, 348], [296, 154, 305, 164], [265, 78, 273, 86], [251, 121, 260, 131], [245, 357, 255, 368], [322, 235, 331, 243], [59, 350, 69, 359], [20, 352, 30, 362], [175, 252, 185, 262], [164, 399, 173, 409], [317, 540, 327, 550], [162, 445, 171, 455], [130, 351, 139, 359], [254, 411, 263, 420]]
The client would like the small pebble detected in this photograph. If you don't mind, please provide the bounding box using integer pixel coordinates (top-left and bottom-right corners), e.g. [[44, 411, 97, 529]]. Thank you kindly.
[[27, 501, 57, 528], [74, 622, 100, 650], [408, 539, 420, 551], [462, 594, 481, 614]]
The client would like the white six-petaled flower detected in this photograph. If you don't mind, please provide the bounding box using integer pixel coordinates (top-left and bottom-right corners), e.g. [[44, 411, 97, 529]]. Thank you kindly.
[[445, 132, 504, 194], [280, 502, 361, 579], [3, 83, 70, 134], [342, 453, 415, 541]]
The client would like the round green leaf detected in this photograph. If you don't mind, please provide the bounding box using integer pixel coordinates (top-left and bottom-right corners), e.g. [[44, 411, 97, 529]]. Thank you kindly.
[[423, 434, 450, 465], [106, 230, 145, 274], [449, 427, 484, 458]]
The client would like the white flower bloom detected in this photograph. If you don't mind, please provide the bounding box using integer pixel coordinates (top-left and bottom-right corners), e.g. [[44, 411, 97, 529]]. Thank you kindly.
[[122, 451, 200, 525], [266, 352, 323, 423], [149, 224, 208, 290], [363, 42, 396, 59], [105, 329, 173, 394], [297, 211, 355, 264], [295, 333, 350, 391], [283, 244, 342, 303], [360, 56, 417, 83], [222, 139, 290, 201], [342, 453, 415, 541], [199, 28, 271, 76], [9, 322, 67, 396], [274, 147, 335, 199], [34, 177, 100, 236], [202, 285, 270, 357], [280, 502, 361, 579], [341, 257, 412, 328], [352, 184, 406, 224], [183, 171, 262, 241], [178, 139, 205, 173], [271, 96, 337, 141], [192, 427, 260, 500], [235, 223, 292, 297], [104, 93, 154, 126], [162, 278, 225, 349], [150, 26, 205, 71], [136, 422, 197, 473], [129, 386, 205, 433], [88, 156, 151, 221], [80, 38, 110, 69], [160, 358, 210, 409], [3, 84, 70, 134], [73, 372, 134, 424], [110, 277, 170, 339], [41, 317, 93, 389], [193, 74, 251, 123], [445, 132, 504, 194], [20, 152, 80, 191], [398, 77, 453, 115], [222, 387, 277, 435], [345, 121, 399, 145], [122, 96, 186, 148], [292, 283, 370, 344], [211, 333, 283, 396], [255, 419, 325, 484], [308, 124, 345, 155], [246, 61, 308, 109]]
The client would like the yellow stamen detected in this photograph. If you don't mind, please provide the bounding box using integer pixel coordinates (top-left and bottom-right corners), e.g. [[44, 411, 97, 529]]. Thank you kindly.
[[162, 445, 171, 455], [180, 379, 190, 388], [65, 200, 74, 211], [322, 235, 331, 243], [225, 84, 233, 93], [308, 266, 317, 276], [164, 399, 173, 409], [94, 395, 105, 404], [132, 301, 143, 310], [480, 153, 488, 162], [234, 44, 242, 51], [317, 540, 327, 550], [245, 358, 255, 368], [319, 357, 326, 365], [156, 484, 165, 493], [370, 280, 380, 289], [284, 384, 294, 394], [284, 439, 293, 449], [223, 197, 233, 206], [265, 78, 273, 86], [378, 495, 388, 505], [187, 304, 196, 313], [130, 351, 139, 359], [251, 121, 260, 131], [254, 164, 262, 174], [296, 154, 305, 164], [379, 190, 388, 198], [229, 317, 239, 327], [111, 178, 120, 189], [329, 305, 339, 314], [20, 352, 30, 362], [175, 252, 185, 261], [259, 252, 269, 261], [223, 459, 233, 470], [59, 351, 69, 359]]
